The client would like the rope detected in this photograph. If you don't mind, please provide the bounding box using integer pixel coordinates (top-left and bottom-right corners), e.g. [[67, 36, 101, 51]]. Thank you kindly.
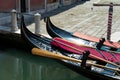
[[96, 48, 108, 60]]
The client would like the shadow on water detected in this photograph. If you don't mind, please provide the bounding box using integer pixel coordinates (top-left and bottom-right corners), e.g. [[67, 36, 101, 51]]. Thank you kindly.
[[0, 40, 91, 80]]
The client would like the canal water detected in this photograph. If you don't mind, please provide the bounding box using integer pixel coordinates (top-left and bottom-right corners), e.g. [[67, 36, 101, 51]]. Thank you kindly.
[[0, 41, 91, 80]]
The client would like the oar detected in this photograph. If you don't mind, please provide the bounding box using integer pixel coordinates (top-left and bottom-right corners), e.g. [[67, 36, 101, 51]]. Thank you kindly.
[[52, 39, 120, 68], [80, 43, 120, 54], [36, 34, 120, 67], [31, 48, 120, 72]]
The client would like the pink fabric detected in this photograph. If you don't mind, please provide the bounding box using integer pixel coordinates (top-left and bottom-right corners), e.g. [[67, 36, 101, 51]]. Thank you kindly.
[[51, 38, 120, 62]]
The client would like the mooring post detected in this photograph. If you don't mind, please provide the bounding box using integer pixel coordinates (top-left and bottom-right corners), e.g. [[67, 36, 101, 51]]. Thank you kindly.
[[96, 38, 105, 50], [107, 3, 113, 41], [81, 50, 90, 68], [11, 9, 18, 32], [34, 13, 41, 34]]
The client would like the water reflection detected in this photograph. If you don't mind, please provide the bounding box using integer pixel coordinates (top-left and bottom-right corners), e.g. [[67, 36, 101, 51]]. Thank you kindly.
[[0, 47, 90, 80]]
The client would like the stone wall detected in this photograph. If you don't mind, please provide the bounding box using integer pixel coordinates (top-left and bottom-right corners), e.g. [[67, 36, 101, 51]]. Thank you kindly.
[[30, 0, 45, 11], [0, 0, 79, 12], [0, 0, 17, 12]]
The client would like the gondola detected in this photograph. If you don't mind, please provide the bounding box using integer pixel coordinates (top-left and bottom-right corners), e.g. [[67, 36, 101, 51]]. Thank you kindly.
[[45, 17, 120, 53], [21, 15, 120, 80]]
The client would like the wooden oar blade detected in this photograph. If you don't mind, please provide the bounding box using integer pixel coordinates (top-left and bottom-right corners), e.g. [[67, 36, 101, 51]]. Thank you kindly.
[[31, 48, 81, 63]]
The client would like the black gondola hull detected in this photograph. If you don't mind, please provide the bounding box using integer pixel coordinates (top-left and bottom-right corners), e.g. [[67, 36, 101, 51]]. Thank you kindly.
[[21, 16, 119, 80]]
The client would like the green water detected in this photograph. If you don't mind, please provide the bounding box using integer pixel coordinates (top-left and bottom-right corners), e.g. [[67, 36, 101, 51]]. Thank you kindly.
[[0, 46, 91, 80]]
